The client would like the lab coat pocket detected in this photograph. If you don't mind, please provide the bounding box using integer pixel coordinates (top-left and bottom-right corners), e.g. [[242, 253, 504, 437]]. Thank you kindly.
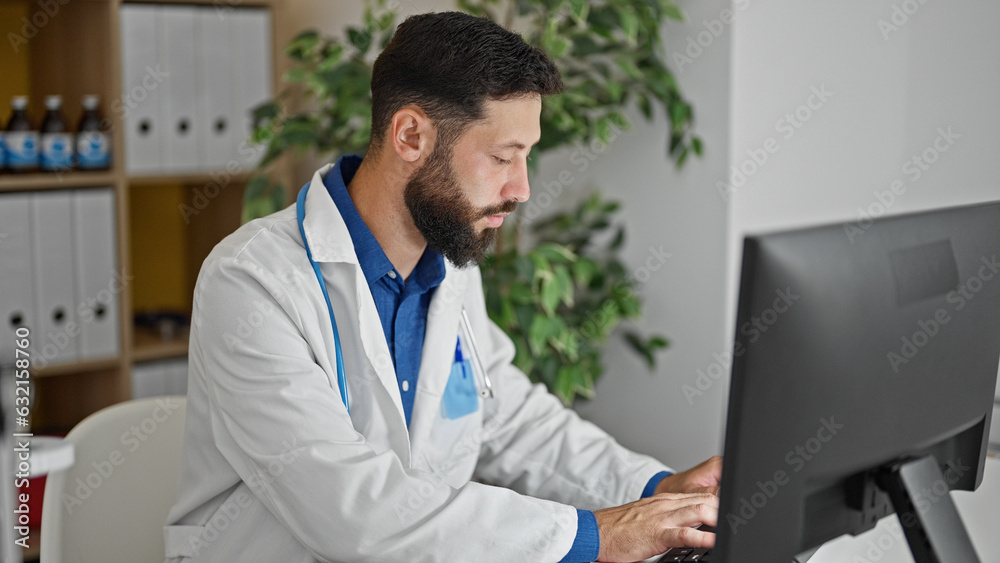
[[441, 359, 479, 419]]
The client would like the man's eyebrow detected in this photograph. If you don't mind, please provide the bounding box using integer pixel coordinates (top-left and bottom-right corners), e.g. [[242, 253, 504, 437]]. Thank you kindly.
[[491, 139, 541, 150]]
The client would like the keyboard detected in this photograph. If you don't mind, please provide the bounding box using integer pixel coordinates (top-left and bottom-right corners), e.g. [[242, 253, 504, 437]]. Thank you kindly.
[[655, 547, 715, 562]]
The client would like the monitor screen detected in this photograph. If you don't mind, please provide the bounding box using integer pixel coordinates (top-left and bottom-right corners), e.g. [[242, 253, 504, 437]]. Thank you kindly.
[[714, 201, 1000, 562]]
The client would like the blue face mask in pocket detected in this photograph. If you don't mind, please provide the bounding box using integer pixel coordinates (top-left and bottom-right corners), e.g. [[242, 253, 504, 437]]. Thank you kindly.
[[442, 339, 479, 420]]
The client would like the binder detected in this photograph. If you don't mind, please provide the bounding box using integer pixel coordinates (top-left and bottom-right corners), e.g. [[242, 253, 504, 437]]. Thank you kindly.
[[0, 194, 36, 366], [131, 361, 167, 399], [195, 6, 235, 171], [165, 358, 189, 396], [72, 189, 121, 361], [31, 192, 79, 366], [120, 4, 163, 174], [231, 8, 272, 169], [159, 5, 200, 172]]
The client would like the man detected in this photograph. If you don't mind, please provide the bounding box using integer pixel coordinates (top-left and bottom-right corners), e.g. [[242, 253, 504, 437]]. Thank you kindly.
[[165, 11, 720, 563]]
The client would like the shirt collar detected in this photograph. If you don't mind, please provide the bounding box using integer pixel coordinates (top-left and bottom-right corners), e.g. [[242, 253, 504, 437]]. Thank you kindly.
[[324, 155, 446, 291]]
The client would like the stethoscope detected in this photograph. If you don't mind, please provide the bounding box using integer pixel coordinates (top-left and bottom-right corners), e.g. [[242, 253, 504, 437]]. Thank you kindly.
[[296, 182, 495, 415]]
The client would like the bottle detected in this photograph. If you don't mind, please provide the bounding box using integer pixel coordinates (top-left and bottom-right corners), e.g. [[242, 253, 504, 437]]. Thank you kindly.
[[40, 95, 74, 172], [4, 96, 39, 173], [76, 95, 111, 171]]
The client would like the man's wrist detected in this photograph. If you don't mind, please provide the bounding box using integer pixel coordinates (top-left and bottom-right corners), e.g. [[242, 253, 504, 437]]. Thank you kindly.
[[642, 470, 673, 499]]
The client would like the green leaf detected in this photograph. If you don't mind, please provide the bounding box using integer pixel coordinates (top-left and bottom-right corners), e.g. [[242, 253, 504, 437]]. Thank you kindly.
[[553, 264, 574, 307], [536, 242, 576, 264], [662, 3, 685, 21], [540, 275, 561, 316], [572, 257, 598, 287], [610, 227, 625, 250], [623, 331, 655, 368], [347, 27, 372, 54], [615, 56, 643, 81]]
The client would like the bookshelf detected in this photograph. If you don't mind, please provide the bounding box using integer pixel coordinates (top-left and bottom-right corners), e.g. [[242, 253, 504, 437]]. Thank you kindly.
[[0, 0, 292, 433]]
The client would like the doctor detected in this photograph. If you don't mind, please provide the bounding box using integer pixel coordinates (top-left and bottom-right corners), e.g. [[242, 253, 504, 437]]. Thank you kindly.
[[165, 11, 720, 563]]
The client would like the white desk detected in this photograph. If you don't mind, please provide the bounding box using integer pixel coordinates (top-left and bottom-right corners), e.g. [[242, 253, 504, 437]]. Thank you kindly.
[[812, 454, 1000, 562]]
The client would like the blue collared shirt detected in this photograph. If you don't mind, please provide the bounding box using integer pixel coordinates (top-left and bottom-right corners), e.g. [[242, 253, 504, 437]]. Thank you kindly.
[[324, 155, 446, 427]]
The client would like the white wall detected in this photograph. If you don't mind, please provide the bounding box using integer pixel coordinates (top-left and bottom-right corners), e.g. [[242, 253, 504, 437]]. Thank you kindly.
[[729, 0, 1000, 285]]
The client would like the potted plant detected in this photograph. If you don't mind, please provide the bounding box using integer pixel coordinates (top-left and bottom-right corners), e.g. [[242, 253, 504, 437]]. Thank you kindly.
[[247, 0, 700, 405]]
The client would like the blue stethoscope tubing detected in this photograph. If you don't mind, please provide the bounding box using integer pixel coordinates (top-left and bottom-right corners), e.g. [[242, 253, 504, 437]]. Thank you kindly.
[[297, 183, 350, 414]]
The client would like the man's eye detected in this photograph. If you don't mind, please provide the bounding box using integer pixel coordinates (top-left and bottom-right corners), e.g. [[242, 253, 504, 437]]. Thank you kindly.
[[493, 156, 512, 165]]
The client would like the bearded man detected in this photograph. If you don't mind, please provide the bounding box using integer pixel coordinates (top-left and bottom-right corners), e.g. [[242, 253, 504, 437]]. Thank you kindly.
[[165, 11, 719, 563]]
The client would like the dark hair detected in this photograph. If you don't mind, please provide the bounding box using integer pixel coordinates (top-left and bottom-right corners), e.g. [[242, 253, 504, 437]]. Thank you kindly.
[[369, 11, 563, 152]]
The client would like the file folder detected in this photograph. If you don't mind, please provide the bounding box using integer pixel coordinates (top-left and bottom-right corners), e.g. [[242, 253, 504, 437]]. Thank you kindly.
[[31, 192, 79, 366], [195, 6, 235, 172], [120, 4, 163, 175], [159, 5, 201, 172], [165, 358, 189, 396], [0, 194, 36, 366], [72, 189, 121, 362], [131, 361, 167, 399], [231, 8, 272, 169]]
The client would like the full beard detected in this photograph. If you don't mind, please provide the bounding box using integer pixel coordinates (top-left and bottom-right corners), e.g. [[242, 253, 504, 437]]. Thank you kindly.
[[404, 146, 517, 268]]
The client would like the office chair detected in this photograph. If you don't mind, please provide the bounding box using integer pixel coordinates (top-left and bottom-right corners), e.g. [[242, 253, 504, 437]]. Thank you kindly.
[[40, 396, 187, 563]]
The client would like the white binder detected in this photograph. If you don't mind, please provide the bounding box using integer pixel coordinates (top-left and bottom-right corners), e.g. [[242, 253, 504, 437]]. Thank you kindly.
[[0, 194, 36, 366], [195, 6, 235, 172], [72, 189, 121, 361], [165, 358, 189, 396], [231, 8, 273, 169], [120, 4, 163, 175], [31, 192, 78, 366], [159, 5, 201, 172], [131, 361, 167, 399]]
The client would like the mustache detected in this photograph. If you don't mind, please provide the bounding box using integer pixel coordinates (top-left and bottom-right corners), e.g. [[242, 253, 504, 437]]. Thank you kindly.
[[480, 199, 518, 218]]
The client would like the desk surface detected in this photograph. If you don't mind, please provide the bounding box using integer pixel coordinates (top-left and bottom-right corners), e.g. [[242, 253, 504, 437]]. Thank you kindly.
[[812, 454, 1000, 562]]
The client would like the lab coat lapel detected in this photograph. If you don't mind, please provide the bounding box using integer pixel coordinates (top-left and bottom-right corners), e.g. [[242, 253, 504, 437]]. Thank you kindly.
[[301, 165, 410, 452]]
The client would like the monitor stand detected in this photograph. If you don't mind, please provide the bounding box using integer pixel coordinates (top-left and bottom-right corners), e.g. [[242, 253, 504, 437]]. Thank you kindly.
[[875, 455, 980, 563]]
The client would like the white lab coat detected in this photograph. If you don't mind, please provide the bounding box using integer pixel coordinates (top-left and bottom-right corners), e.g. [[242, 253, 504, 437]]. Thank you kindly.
[[164, 163, 673, 562]]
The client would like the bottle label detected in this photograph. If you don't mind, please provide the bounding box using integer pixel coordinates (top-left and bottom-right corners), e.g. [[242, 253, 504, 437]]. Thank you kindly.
[[4, 131, 40, 169], [76, 131, 111, 169], [41, 132, 74, 171]]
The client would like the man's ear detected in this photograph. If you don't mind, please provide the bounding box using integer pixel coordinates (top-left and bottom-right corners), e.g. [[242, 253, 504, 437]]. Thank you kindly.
[[390, 106, 435, 164]]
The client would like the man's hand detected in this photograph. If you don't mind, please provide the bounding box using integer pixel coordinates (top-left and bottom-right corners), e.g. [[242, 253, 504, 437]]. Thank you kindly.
[[655, 455, 723, 496], [592, 456, 723, 562], [593, 492, 718, 562]]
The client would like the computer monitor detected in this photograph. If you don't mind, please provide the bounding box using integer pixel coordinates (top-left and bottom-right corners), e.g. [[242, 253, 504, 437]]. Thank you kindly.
[[714, 201, 1000, 562]]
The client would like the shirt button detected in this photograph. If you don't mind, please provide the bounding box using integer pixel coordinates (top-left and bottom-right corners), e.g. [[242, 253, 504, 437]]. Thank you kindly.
[[387, 270, 397, 280], [401, 380, 410, 392]]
